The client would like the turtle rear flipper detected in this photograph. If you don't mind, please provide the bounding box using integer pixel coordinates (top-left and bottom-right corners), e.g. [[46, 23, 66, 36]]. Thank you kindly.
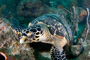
[[10, 18, 26, 34]]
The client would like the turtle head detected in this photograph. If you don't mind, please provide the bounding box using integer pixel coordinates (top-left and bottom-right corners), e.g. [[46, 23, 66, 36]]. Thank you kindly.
[[20, 24, 51, 44]]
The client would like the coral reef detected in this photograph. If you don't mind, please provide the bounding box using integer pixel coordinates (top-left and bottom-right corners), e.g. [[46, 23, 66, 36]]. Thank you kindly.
[[0, 19, 35, 60]]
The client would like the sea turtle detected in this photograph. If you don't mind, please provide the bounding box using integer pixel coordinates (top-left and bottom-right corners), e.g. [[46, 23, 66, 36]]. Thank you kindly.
[[10, 14, 83, 60]]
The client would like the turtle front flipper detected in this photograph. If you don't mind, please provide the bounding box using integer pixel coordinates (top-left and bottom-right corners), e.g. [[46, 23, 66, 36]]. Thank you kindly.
[[50, 35, 69, 60], [10, 18, 26, 34], [50, 46, 67, 60]]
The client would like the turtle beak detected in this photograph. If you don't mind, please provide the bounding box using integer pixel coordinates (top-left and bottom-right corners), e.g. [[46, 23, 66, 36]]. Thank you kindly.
[[20, 36, 27, 44], [20, 35, 33, 44]]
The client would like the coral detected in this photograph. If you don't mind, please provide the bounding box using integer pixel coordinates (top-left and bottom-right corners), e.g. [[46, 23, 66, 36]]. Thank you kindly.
[[0, 19, 35, 60], [0, 19, 11, 49], [9, 42, 35, 60], [74, 40, 90, 60]]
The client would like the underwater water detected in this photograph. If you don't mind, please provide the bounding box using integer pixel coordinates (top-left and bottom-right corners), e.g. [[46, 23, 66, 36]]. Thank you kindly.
[[0, 0, 90, 60]]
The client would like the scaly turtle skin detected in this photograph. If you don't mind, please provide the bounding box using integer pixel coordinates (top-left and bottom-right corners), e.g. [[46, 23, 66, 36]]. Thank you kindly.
[[10, 14, 73, 60]]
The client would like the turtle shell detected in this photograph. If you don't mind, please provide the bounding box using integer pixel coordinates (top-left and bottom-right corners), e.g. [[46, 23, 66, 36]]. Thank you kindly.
[[31, 14, 72, 43]]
